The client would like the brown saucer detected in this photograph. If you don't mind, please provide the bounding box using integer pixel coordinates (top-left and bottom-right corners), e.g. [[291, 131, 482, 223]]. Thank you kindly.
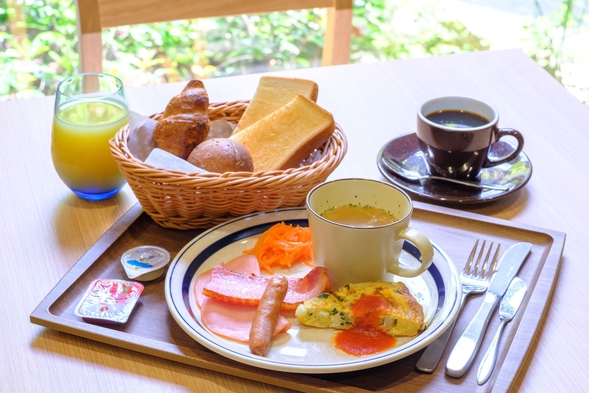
[[376, 133, 532, 204]]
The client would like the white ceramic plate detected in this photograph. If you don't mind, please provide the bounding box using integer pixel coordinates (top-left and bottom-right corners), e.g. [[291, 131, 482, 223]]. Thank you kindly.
[[165, 207, 461, 373]]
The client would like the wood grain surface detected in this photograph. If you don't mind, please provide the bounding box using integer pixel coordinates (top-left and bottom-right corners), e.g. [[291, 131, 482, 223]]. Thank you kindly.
[[30, 202, 564, 393], [2, 49, 587, 393]]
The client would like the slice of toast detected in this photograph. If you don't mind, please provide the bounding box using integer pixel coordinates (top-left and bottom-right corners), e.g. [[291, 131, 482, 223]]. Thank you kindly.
[[230, 95, 334, 172], [233, 76, 319, 134]]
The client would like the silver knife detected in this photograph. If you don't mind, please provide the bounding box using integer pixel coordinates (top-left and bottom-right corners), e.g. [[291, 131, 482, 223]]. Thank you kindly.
[[445, 242, 532, 378], [477, 277, 527, 385]]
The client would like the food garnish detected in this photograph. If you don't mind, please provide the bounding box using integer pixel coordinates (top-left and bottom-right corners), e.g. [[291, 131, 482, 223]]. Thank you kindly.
[[243, 222, 314, 274]]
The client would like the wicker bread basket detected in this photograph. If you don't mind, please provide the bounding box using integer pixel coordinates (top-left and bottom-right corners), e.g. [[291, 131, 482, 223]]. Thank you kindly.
[[109, 100, 347, 230]]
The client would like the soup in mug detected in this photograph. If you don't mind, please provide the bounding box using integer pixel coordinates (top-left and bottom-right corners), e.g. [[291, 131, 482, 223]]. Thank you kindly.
[[321, 203, 397, 227]]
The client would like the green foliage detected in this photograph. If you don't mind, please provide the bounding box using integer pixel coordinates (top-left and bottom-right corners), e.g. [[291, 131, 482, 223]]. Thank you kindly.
[[0, 2, 8, 24], [99, 10, 326, 86], [0, 0, 78, 99], [0, 0, 585, 103], [350, 0, 489, 62], [523, 0, 589, 82]]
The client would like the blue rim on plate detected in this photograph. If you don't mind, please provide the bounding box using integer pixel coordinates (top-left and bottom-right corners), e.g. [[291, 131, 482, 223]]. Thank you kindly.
[[377, 132, 533, 204], [165, 207, 461, 374]]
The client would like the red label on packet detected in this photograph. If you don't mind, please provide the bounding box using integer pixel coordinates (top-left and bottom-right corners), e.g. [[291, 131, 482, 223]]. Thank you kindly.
[[74, 279, 144, 325]]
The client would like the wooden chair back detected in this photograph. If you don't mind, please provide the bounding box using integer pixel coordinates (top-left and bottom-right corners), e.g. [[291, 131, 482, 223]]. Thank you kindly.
[[75, 0, 353, 73]]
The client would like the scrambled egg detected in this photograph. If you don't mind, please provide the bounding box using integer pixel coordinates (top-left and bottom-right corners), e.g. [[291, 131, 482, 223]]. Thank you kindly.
[[295, 281, 424, 337]]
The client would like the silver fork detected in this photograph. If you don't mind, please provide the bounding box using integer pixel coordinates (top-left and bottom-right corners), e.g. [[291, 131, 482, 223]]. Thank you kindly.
[[416, 240, 501, 372]]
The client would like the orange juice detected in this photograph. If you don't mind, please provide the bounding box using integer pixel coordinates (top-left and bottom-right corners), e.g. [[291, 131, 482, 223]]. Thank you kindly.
[[52, 99, 128, 198]]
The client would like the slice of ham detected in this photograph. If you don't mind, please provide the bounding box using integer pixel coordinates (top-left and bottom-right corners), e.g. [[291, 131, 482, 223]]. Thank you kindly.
[[200, 297, 291, 343], [195, 254, 290, 343], [194, 254, 260, 308], [202, 265, 331, 310]]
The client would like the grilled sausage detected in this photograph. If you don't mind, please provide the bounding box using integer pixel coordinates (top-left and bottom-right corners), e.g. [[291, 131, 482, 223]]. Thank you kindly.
[[249, 275, 289, 356]]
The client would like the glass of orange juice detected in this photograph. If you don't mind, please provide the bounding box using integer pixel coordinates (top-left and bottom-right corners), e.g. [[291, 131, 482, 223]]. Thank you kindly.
[[52, 73, 129, 200]]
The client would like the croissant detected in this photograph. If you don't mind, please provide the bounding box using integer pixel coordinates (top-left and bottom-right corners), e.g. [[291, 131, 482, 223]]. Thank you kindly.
[[153, 80, 210, 159]]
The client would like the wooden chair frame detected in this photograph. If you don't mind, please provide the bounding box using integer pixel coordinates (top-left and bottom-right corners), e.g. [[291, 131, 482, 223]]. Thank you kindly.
[[75, 0, 353, 73]]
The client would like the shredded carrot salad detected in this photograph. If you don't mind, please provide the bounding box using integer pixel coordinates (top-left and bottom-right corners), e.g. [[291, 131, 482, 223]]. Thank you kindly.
[[243, 222, 314, 274]]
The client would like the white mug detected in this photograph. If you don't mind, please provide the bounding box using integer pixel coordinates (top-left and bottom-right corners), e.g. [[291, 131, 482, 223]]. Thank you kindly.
[[306, 178, 434, 289]]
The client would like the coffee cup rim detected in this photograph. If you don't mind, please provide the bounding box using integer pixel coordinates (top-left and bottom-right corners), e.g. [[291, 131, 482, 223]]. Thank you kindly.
[[306, 178, 413, 228], [418, 96, 499, 131]]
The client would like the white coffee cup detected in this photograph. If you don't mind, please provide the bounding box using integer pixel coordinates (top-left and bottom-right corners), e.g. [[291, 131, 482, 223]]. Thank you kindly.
[[306, 178, 434, 289]]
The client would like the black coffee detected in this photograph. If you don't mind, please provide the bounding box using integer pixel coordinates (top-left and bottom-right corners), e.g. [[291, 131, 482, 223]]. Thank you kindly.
[[426, 110, 489, 129]]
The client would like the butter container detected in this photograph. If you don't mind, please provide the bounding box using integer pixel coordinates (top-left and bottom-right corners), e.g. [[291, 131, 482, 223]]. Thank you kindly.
[[74, 279, 144, 325], [120, 245, 170, 281]]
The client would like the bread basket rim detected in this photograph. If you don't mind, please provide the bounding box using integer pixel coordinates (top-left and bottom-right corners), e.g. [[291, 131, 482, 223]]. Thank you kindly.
[[110, 101, 348, 181]]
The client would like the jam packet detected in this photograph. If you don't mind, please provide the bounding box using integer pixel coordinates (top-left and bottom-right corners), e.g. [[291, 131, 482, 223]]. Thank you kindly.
[[74, 279, 144, 325]]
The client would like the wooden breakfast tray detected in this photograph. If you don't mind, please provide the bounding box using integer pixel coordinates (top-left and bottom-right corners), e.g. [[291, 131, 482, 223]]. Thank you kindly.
[[30, 202, 564, 393]]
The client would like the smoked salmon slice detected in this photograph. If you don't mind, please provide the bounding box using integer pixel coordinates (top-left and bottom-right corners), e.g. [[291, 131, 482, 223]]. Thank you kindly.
[[202, 266, 331, 310]]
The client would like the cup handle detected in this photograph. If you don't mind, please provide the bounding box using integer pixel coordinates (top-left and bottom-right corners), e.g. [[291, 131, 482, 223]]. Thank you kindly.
[[388, 227, 434, 277], [484, 128, 524, 167]]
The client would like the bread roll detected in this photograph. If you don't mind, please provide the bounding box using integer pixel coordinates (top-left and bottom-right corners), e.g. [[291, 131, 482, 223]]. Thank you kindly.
[[230, 95, 335, 172], [187, 138, 254, 173], [233, 76, 319, 134], [153, 80, 210, 159]]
